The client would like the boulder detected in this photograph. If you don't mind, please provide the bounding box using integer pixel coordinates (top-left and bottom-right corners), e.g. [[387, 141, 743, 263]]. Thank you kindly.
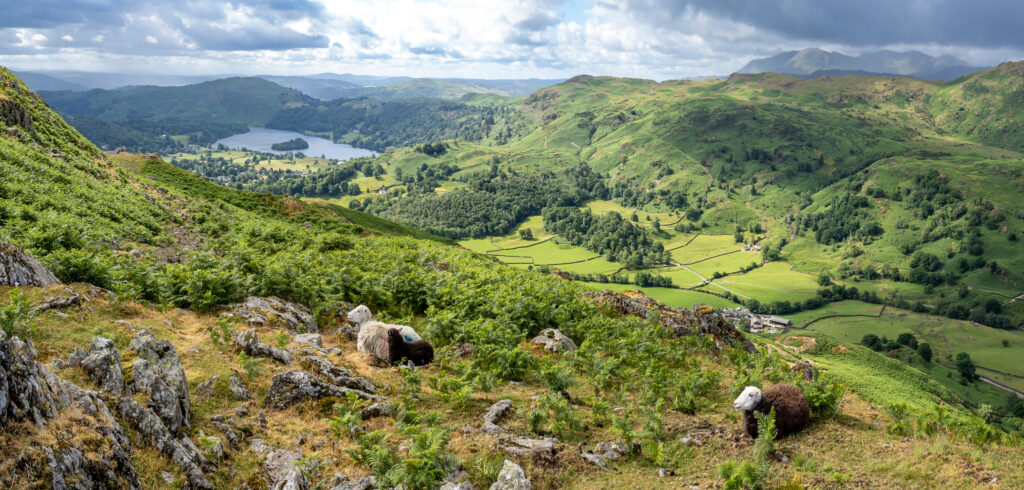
[[264, 448, 303, 483], [579, 441, 628, 470], [0, 332, 141, 488], [792, 361, 815, 381], [70, 336, 127, 396], [31, 294, 82, 313], [117, 397, 214, 489], [293, 333, 323, 348], [530, 329, 577, 352], [300, 355, 377, 394], [359, 402, 392, 420], [481, 399, 513, 434], [264, 370, 382, 410], [235, 329, 294, 365], [329, 476, 377, 490], [502, 436, 559, 456], [230, 373, 252, 400], [490, 460, 531, 490], [584, 290, 756, 352], [225, 297, 318, 333], [273, 469, 309, 490], [250, 439, 272, 456], [0, 242, 59, 286], [195, 375, 220, 399], [130, 329, 190, 434]]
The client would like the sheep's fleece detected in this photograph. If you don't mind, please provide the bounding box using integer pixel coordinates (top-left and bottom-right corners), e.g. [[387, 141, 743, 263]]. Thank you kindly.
[[733, 384, 810, 438], [347, 305, 421, 341], [349, 305, 422, 362]]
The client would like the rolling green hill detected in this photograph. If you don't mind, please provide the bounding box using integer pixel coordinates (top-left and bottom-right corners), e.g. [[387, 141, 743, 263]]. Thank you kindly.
[[4, 65, 1024, 488], [39, 76, 315, 126]]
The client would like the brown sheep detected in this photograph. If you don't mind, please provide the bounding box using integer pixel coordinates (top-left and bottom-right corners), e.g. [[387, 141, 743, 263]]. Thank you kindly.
[[733, 384, 811, 439], [386, 328, 434, 366]]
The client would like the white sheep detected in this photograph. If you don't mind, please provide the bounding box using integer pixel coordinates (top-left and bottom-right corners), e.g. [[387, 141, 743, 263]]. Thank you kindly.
[[348, 305, 422, 362]]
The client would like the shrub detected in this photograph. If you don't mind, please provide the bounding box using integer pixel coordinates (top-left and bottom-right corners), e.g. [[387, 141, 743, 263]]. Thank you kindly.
[[0, 289, 37, 339]]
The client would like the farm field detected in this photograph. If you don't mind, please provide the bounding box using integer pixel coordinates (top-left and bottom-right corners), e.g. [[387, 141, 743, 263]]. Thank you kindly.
[[168, 149, 337, 172], [578, 281, 739, 309], [710, 262, 823, 302]]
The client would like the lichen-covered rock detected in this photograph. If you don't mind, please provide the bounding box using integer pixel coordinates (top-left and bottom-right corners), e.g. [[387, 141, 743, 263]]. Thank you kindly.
[[71, 336, 127, 396], [264, 448, 303, 483], [490, 460, 531, 490], [273, 469, 309, 490], [584, 289, 756, 352], [0, 332, 141, 489], [264, 370, 382, 410], [195, 375, 220, 399], [31, 294, 82, 313], [792, 361, 815, 381], [359, 402, 392, 420], [481, 399, 513, 434], [235, 329, 294, 364], [329, 476, 376, 490], [0, 243, 57, 287], [117, 397, 215, 489], [502, 436, 559, 456], [130, 329, 190, 434], [530, 329, 577, 352], [231, 373, 252, 400], [225, 297, 319, 333], [293, 333, 323, 348], [300, 355, 377, 394]]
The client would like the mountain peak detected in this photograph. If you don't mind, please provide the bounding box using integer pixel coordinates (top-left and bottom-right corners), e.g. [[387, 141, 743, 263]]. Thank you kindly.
[[737, 48, 981, 81]]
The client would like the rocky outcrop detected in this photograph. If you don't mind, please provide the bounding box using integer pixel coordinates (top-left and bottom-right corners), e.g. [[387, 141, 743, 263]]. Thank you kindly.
[[235, 329, 294, 364], [68, 336, 127, 396], [359, 402, 392, 420], [481, 399, 513, 434], [264, 370, 382, 410], [117, 397, 214, 489], [0, 243, 58, 287], [0, 98, 32, 133], [579, 442, 628, 470], [502, 436, 559, 456], [230, 373, 252, 400], [300, 355, 377, 394], [293, 333, 323, 348], [265, 448, 303, 486], [490, 460, 531, 490], [224, 297, 318, 333], [330, 476, 377, 490], [530, 329, 577, 352], [584, 289, 756, 352], [31, 293, 83, 313], [0, 332, 141, 488], [130, 329, 191, 434]]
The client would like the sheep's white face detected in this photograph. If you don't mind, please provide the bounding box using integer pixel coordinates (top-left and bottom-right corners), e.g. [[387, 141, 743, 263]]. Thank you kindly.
[[733, 386, 762, 411], [347, 305, 373, 325]]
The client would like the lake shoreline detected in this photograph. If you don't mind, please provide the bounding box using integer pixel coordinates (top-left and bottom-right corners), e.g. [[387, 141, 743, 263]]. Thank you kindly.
[[214, 127, 376, 161]]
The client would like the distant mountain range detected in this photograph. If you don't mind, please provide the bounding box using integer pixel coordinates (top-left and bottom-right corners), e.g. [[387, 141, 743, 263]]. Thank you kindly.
[[13, 69, 561, 101], [736, 48, 985, 81]]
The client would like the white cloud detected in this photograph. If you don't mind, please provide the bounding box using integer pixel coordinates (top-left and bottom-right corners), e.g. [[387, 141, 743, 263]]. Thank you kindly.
[[62, 35, 74, 42], [146, 35, 158, 44]]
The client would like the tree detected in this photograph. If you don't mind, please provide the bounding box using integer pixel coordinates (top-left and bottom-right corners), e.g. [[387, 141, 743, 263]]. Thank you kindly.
[[817, 272, 832, 287], [897, 333, 918, 349], [955, 352, 977, 382], [518, 228, 534, 240], [734, 231, 744, 243], [861, 334, 882, 351], [917, 343, 932, 363]]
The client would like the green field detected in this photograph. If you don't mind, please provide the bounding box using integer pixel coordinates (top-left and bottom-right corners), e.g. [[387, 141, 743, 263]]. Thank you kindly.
[[578, 281, 739, 309]]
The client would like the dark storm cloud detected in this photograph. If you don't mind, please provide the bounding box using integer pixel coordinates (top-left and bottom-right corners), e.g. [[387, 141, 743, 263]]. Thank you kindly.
[[625, 0, 1024, 49]]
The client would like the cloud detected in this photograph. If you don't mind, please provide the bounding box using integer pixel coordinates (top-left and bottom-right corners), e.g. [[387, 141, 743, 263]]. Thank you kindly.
[[1, 0, 1023, 79]]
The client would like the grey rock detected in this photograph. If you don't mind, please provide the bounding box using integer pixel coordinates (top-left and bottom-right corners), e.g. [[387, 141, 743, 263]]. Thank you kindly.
[[792, 361, 815, 381], [594, 441, 627, 460], [236, 405, 250, 418], [481, 399, 513, 434], [579, 450, 607, 470], [294, 333, 323, 348], [116, 397, 214, 489], [273, 469, 309, 490], [265, 449, 303, 481], [130, 329, 190, 434], [31, 294, 82, 313], [227, 297, 319, 333], [264, 370, 382, 410], [359, 402, 393, 420], [201, 435, 226, 460], [300, 355, 377, 393], [161, 471, 176, 484], [330, 476, 377, 490], [502, 436, 559, 456], [195, 375, 220, 399], [490, 460, 531, 490], [212, 420, 241, 449], [74, 336, 127, 396], [231, 374, 253, 401], [0, 242, 60, 286], [251, 439, 272, 456], [530, 329, 577, 352], [440, 481, 475, 490], [452, 343, 473, 358], [236, 329, 294, 365]]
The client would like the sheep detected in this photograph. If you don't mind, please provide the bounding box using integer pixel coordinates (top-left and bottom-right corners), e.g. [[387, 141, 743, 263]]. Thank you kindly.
[[733, 384, 811, 439], [386, 328, 434, 366], [349, 305, 422, 364]]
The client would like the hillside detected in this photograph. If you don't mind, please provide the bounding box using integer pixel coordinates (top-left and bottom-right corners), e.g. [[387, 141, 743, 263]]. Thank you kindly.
[[737, 48, 982, 81], [39, 77, 316, 126], [4, 66, 1024, 489]]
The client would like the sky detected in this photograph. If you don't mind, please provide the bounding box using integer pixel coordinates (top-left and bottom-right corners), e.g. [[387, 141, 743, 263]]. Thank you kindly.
[[2, 0, 1024, 80]]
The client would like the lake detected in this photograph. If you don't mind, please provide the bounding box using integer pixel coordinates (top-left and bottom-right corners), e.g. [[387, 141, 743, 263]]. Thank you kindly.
[[214, 127, 376, 161]]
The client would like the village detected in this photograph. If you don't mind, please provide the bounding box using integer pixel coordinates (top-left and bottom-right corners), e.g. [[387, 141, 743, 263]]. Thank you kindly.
[[720, 306, 792, 334]]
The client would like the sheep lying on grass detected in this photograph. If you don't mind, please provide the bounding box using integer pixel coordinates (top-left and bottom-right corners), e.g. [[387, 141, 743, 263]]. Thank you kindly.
[[349, 305, 422, 364], [733, 384, 810, 439], [386, 328, 434, 366]]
